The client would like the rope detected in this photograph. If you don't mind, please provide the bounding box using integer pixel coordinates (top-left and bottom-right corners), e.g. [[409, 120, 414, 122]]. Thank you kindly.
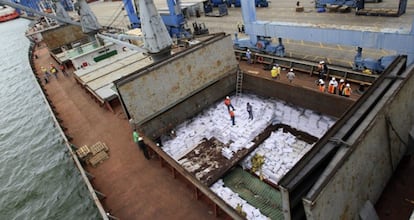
[[106, 3, 125, 28]]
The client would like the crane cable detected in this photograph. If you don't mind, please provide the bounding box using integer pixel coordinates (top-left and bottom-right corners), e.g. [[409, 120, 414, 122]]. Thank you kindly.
[[105, 2, 125, 29]]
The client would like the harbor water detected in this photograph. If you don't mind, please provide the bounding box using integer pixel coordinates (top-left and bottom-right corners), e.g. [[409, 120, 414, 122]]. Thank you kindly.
[[0, 19, 100, 219]]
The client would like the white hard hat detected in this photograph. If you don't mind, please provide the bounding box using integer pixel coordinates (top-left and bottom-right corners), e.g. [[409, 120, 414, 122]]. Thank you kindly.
[[332, 77, 335, 80], [320, 81, 325, 84], [247, 49, 250, 52], [226, 96, 229, 99], [138, 137, 143, 141], [319, 79, 323, 83], [340, 79, 344, 83], [272, 66, 276, 69], [319, 61, 325, 64], [290, 69, 293, 71], [346, 83, 350, 87]]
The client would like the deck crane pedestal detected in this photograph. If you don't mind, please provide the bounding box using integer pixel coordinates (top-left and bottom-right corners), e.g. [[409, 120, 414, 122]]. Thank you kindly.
[[122, 0, 194, 39]]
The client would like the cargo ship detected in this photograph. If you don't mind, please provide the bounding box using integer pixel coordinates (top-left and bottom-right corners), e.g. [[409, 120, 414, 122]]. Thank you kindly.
[[0, 5, 19, 22], [21, 0, 414, 219]]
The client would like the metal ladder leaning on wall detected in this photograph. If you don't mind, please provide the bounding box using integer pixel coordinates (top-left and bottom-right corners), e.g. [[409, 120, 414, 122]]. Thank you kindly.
[[236, 68, 243, 97]]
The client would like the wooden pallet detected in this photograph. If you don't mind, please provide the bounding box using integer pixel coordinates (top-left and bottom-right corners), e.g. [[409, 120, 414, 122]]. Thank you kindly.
[[90, 141, 109, 155], [76, 145, 91, 159], [88, 151, 109, 167]]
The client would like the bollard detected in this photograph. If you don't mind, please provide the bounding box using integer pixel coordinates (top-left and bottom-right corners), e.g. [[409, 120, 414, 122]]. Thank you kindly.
[[94, 190, 106, 200]]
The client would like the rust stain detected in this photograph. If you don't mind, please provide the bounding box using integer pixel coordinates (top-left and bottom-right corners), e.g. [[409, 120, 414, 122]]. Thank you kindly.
[[340, 204, 350, 220], [171, 84, 180, 93]]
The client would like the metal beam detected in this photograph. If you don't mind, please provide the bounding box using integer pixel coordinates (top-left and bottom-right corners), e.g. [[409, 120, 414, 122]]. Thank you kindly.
[[0, 0, 81, 26]]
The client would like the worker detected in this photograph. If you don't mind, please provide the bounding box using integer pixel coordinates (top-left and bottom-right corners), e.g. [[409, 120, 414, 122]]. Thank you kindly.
[[287, 68, 295, 83], [331, 77, 338, 93], [237, 22, 242, 33], [328, 77, 338, 94], [318, 79, 325, 92], [342, 83, 352, 97], [362, 67, 372, 75], [229, 110, 235, 126], [50, 63, 58, 79], [41, 66, 51, 81], [138, 136, 150, 160], [133, 129, 150, 160], [271, 65, 280, 79], [59, 64, 68, 77], [224, 96, 235, 111], [318, 61, 328, 79], [246, 49, 252, 64], [246, 102, 253, 120], [338, 79, 345, 96]]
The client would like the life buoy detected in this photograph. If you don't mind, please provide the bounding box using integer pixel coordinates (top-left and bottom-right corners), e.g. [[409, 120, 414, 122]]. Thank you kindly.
[[257, 56, 264, 63], [256, 42, 263, 49]]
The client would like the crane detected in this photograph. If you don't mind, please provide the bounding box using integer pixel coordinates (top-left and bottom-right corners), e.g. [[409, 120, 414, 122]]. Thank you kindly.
[[122, 0, 191, 39], [234, 0, 414, 73], [0, 0, 173, 56]]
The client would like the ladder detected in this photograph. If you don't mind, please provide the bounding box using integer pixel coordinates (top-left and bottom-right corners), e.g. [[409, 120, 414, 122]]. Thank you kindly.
[[235, 68, 243, 97]]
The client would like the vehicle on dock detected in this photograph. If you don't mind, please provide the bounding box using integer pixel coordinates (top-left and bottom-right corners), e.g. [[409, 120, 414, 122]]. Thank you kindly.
[[0, 5, 19, 22]]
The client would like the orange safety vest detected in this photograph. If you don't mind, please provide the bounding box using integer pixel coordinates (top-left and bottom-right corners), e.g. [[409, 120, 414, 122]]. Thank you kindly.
[[328, 84, 335, 94], [319, 84, 325, 92], [343, 88, 351, 97]]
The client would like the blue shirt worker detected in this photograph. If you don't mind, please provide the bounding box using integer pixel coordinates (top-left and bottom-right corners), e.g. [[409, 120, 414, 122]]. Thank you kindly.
[[246, 49, 252, 64]]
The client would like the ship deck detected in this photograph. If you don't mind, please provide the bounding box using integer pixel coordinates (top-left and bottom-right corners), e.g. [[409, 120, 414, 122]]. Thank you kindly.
[[33, 39, 414, 219], [30, 0, 414, 218]]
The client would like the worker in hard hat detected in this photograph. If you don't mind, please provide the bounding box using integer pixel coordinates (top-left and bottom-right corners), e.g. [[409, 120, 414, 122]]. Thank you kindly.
[[224, 96, 235, 111], [318, 60, 328, 79], [362, 67, 372, 75], [138, 136, 150, 160], [133, 129, 150, 160], [41, 66, 51, 83], [328, 77, 338, 94], [338, 79, 345, 96], [342, 83, 352, 97], [287, 68, 295, 83], [271, 65, 280, 79], [246, 49, 252, 64], [318, 79, 325, 92]]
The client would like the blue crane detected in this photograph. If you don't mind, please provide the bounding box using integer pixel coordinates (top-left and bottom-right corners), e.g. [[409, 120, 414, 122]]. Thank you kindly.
[[122, 0, 191, 38]]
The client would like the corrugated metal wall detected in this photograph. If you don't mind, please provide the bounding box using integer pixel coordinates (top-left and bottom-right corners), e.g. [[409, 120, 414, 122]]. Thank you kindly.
[[116, 34, 239, 135], [303, 61, 414, 219]]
